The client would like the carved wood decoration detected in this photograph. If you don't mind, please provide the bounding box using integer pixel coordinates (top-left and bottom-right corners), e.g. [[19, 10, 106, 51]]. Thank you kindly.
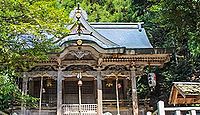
[[69, 50, 91, 59], [33, 43, 170, 70], [29, 65, 56, 71], [30, 44, 170, 78]]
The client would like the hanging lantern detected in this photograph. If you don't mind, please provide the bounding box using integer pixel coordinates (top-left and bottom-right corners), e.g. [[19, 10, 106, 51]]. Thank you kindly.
[[106, 78, 113, 87], [117, 83, 121, 89], [42, 88, 46, 93], [47, 78, 52, 87], [148, 73, 156, 87], [78, 80, 83, 86]]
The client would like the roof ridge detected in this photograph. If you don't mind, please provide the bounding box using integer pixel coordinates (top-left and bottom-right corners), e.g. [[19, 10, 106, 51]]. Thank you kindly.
[[174, 82, 200, 84]]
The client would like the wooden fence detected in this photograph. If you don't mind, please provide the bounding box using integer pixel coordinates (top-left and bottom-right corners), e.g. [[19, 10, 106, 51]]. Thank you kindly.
[[147, 101, 200, 115]]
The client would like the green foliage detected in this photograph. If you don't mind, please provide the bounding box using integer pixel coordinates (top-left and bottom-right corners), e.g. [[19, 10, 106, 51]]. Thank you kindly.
[[79, 0, 141, 22], [189, 31, 200, 57], [141, 0, 200, 106], [0, 72, 38, 112], [0, 0, 71, 70], [0, 0, 70, 112]]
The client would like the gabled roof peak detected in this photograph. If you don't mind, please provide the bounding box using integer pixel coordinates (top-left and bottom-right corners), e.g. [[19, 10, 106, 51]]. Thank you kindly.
[[63, 7, 153, 49]]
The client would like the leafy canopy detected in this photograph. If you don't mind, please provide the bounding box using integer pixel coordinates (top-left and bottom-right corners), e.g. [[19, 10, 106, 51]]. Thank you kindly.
[[0, 0, 70, 112]]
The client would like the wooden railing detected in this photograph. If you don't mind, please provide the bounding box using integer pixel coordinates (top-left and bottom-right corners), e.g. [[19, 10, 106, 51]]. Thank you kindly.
[[149, 101, 200, 115], [62, 104, 97, 115]]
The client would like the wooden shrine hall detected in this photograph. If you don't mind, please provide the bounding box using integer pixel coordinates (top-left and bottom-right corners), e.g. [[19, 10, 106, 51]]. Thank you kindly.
[[18, 7, 171, 115]]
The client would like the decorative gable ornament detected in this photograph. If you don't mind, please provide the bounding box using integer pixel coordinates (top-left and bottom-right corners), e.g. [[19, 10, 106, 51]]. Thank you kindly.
[[69, 50, 90, 59]]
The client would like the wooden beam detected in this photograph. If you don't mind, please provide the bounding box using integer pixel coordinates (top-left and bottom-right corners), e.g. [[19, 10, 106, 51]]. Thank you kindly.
[[173, 98, 200, 104], [101, 61, 164, 67], [164, 107, 200, 111], [169, 86, 179, 105]]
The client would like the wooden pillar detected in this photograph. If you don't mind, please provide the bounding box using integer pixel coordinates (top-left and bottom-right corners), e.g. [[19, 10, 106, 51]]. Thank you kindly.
[[116, 77, 120, 115], [57, 67, 63, 115], [39, 76, 43, 115], [146, 111, 152, 115], [123, 79, 128, 99], [22, 73, 28, 95], [94, 80, 97, 104], [130, 67, 138, 115], [21, 73, 28, 115], [97, 69, 103, 115], [29, 78, 34, 96], [157, 101, 165, 115], [191, 110, 196, 115], [175, 110, 181, 115]]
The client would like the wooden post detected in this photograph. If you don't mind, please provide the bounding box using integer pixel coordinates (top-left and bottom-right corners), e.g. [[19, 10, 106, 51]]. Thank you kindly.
[[175, 110, 181, 115], [116, 77, 120, 115], [78, 80, 82, 115], [57, 67, 63, 115], [94, 80, 97, 103], [146, 111, 152, 115], [39, 76, 43, 115], [176, 110, 181, 115], [29, 78, 34, 96], [21, 73, 28, 115], [130, 67, 138, 115], [97, 70, 103, 115], [191, 110, 196, 115], [157, 101, 165, 115], [123, 79, 128, 99]]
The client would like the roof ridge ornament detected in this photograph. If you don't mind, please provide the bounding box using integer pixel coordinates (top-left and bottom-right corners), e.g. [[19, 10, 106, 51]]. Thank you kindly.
[[69, 4, 88, 21], [138, 23, 142, 32], [75, 3, 81, 20]]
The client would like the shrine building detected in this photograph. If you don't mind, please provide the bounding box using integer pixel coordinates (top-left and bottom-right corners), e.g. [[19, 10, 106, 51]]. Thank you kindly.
[[19, 7, 171, 115]]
